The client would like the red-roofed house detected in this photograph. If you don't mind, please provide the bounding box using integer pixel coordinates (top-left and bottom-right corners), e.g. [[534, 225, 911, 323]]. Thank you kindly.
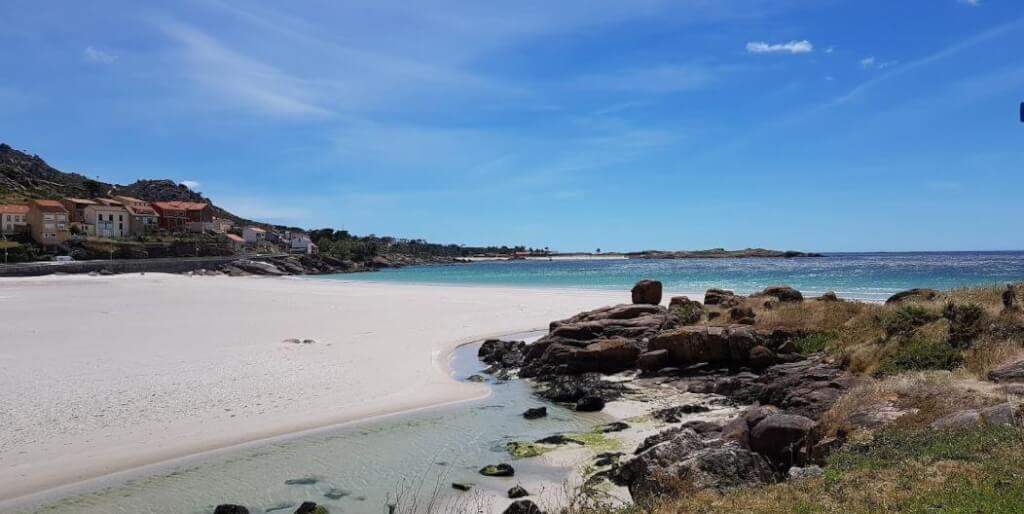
[[59, 198, 98, 224], [152, 201, 213, 233], [224, 233, 245, 252], [27, 200, 70, 245], [0, 204, 29, 236]]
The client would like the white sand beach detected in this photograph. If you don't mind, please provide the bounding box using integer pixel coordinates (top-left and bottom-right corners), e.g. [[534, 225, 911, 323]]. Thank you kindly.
[[0, 274, 637, 506]]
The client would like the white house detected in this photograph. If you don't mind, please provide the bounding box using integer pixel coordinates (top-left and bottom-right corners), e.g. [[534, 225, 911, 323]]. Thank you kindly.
[[288, 233, 318, 255], [242, 226, 266, 245], [84, 203, 130, 239]]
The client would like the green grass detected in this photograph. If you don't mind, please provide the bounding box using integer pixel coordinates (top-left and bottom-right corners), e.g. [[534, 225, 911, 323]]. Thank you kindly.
[[875, 336, 963, 376], [793, 332, 835, 355], [882, 305, 941, 337], [829, 424, 1024, 471]]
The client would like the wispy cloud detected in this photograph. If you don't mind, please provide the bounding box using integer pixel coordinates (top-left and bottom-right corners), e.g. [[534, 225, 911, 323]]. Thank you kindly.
[[831, 16, 1024, 105], [83, 46, 117, 64], [860, 56, 897, 70], [860, 56, 876, 69], [157, 20, 330, 118], [746, 40, 813, 54], [958, 0, 981, 6], [571, 64, 715, 93], [181, 180, 201, 190]]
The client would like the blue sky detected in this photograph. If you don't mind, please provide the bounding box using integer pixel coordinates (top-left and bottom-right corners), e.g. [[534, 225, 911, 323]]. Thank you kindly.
[[1, 0, 1022, 252]]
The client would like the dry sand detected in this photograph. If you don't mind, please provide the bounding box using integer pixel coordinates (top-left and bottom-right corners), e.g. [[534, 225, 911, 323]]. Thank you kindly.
[[0, 274, 634, 505]]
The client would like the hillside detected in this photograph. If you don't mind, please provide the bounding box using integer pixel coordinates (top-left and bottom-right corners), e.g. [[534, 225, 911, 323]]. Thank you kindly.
[[0, 143, 253, 225]]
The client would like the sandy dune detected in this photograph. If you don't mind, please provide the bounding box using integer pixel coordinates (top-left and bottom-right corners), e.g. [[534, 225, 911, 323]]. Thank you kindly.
[[0, 274, 638, 505]]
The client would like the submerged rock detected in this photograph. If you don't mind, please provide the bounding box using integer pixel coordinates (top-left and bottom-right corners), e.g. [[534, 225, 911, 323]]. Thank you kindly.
[[294, 502, 327, 514], [214, 506, 249, 514], [507, 485, 530, 498], [480, 463, 515, 477], [451, 482, 473, 492], [522, 407, 547, 419], [575, 396, 606, 412]]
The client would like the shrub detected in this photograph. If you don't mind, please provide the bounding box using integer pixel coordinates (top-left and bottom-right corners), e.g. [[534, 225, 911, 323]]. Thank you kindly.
[[670, 302, 703, 325], [876, 336, 962, 376], [793, 333, 834, 355], [882, 305, 940, 337], [943, 302, 986, 348]]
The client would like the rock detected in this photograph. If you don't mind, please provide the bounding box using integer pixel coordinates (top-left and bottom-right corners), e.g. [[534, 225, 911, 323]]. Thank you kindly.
[[886, 288, 940, 304], [502, 499, 542, 514], [789, 465, 825, 480], [631, 280, 663, 305], [729, 306, 756, 324], [651, 404, 710, 423], [704, 288, 739, 306], [930, 409, 982, 431], [669, 296, 704, 324], [523, 407, 547, 420], [214, 506, 249, 514], [749, 414, 816, 467], [748, 346, 776, 369], [722, 405, 780, 448], [617, 430, 773, 498], [480, 463, 515, 477], [594, 421, 630, 433], [637, 349, 670, 371], [680, 420, 722, 434], [282, 338, 302, 344], [575, 396, 606, 412], [755, 286, 804, 303], [648, 325, 765, 366], [479, 339, 527, 368], [535, 434, 584, 446], [231, 260, 285, 276], [594, 452, 623, 466], [727, 358, 860, 420], [466, 374, 486, 383], [557, 338, 641, 373], [507, 485, 530, 498], [294, 502, 326, 514], [535, 373, 624, 403], [452, 482, 473, 491], [818, 291, 840, 302], [989, 358, 1024, 383]]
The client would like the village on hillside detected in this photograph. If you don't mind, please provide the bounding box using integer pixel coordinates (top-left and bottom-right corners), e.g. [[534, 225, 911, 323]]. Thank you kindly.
[[0, 196, 316, 261]]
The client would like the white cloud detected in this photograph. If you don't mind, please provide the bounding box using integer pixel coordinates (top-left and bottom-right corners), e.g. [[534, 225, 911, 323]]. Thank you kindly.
[[958, 0, 981, 6], [825, 45, 835, 54], [861, 56, 898, 70], [83, 46, 117, 64], [745, 40, 813, 54], [181, 180, 201, 190], [860, 56, 876, 69]]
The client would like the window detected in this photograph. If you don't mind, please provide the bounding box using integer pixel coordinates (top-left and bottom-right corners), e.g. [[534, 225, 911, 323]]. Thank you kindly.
[[44, 223, 55, 230], [119, 223, 123, 231], [44, 214, 54, 221], [119, 215, 123, 221]]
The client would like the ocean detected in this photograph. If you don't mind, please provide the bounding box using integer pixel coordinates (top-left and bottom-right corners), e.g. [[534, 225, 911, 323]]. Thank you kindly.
[[326, 252, 1024, 302]]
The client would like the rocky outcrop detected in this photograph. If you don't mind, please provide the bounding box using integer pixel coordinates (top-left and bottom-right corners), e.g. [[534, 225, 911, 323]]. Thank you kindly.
[[704, 288, 740, 306], [480, 463, 515, 477], [929, 403, 1023, 430], [534, 373, 625, 403], [523, 407, 547, 420], [479, 339, 527, 370], [631, 280, 663, 305], [575, 396, 606, 412], [989, 358, 1024, 383], [720, 358, 860, 419], [647, 325, 792, 367], [614, 428, 772, 498]]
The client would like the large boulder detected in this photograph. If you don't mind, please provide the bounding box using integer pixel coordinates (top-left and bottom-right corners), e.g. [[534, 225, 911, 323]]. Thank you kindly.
[[748, 414, 816, 467], [755, 285, 804, 303], [748, 345, 776, 369], [230, 260, 284, 276], [988, 358, 1024, 383], [480, 463, 515, 477], [704, 288, 740, 306], [616, 429, 772, 498], [886, 288, 940, 304], [631, 280, 663, 305], [637, 349, 670, 371], [576, 396, 606, 412], [669, 296, 704, 324], [479, 340, 526, 368], [930, 403, 1023, 430]]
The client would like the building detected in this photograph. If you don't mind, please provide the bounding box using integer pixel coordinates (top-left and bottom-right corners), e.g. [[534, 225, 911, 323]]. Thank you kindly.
[[152, 201, 213, 233], [286, 232, 318, 255], [242, 226, 266, 245], [111, 196, 160, 236], [211, 217, 234, 234], [225, 233, 245, 252], [84, 203, 129, 239], [0, 204, 29, 236], [27, 199, 71, 245], [59, 198, 98, 224]]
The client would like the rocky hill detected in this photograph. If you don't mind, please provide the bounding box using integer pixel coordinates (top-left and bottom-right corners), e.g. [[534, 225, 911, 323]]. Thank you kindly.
[[0, 143, 252, 224]]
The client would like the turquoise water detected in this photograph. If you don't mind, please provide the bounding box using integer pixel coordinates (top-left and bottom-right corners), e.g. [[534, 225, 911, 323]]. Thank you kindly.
[[328, 252, 1024, 302]]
